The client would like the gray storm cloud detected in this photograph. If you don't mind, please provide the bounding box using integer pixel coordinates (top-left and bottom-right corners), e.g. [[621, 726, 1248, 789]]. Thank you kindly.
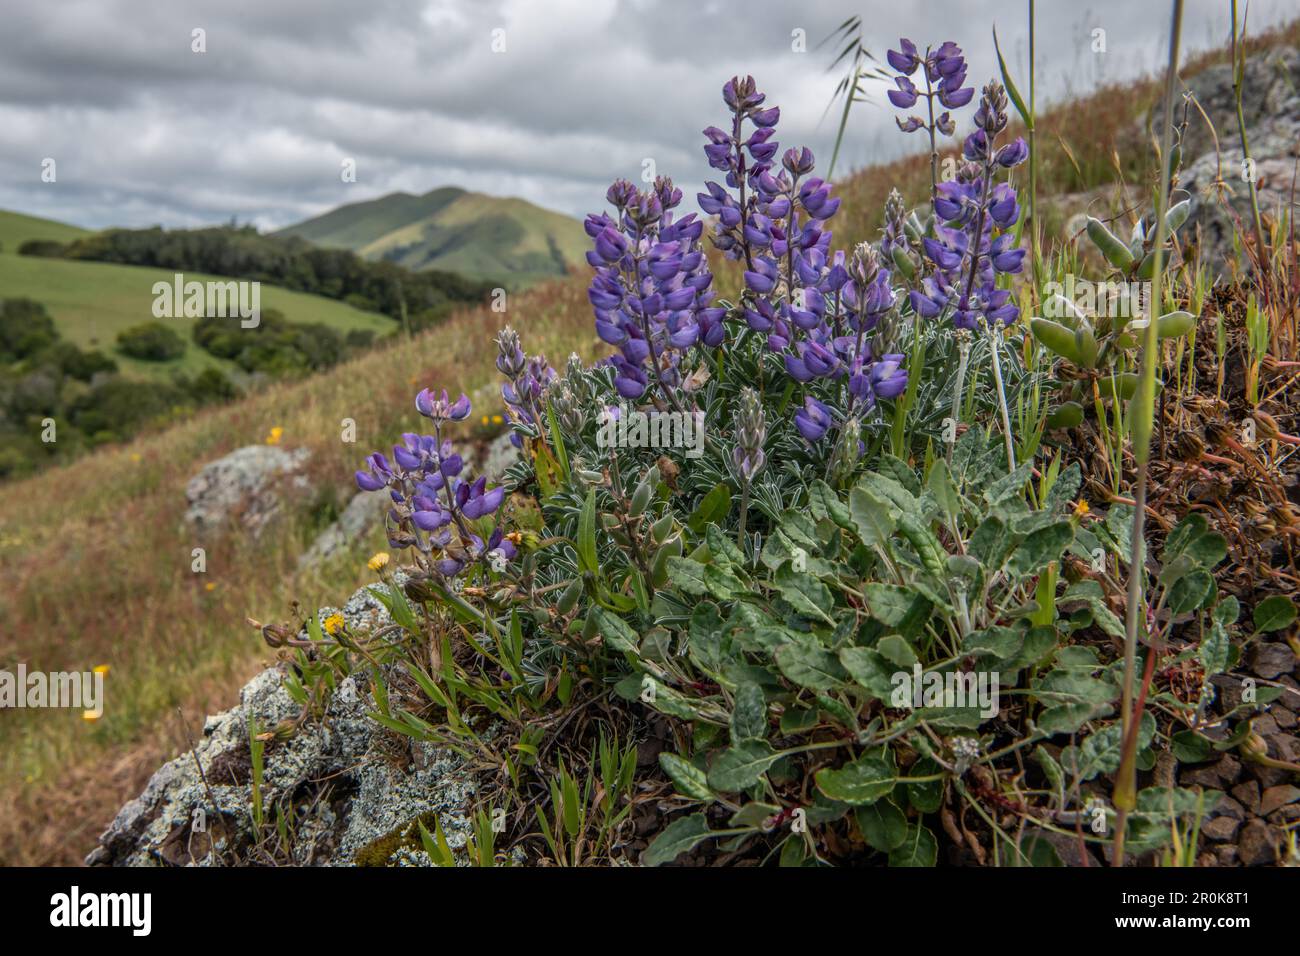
[[0, 0, 1291, 231]]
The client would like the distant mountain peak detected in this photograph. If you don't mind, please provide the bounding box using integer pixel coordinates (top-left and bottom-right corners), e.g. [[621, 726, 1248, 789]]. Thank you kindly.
[[276, 187, 585, 287]]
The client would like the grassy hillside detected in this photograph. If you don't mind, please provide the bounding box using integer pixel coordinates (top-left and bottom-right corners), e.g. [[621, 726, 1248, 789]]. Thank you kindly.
[[0, 274, 596, 865], [0, 209, 89, 255], [0, 253, 393, 380], [278, 188, 588, 286]]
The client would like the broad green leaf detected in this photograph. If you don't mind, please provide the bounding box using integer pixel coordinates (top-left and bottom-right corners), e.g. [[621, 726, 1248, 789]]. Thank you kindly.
[[888, 823, 938, 867], [590, 607, 638, 654], [708, 739, 780, 791], [855, 798, 908, 851], [862, 583, 917, 627], [1008, 521, 1074, 579], [730, 682, 768, 742], [642, 813, 714, 866], [666, 556, 709, 595], [775, 642, 847, 691], [658, 753, 715, 801], [815, 756, 895, 805], [1253, 595, 1297, 633], [809, 479, 853, 529], [850, 484, 897, 548], [839, 646, 895, 699], [773, 565, 834, 623]]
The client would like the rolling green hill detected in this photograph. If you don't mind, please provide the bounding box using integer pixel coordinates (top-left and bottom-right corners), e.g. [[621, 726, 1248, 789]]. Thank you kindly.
[[0, 249, 393, 380], [277, 187, 588, 286], [0, 208, 90, 254]]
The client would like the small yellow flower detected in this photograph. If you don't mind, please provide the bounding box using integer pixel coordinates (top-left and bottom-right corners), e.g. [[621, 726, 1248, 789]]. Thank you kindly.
[[323, 613, 345, 636], [93, 665, 110, 675], [492, 415, 503, 425], [481, 414, 490, 425], [265, 425, 284, 445], [204, 581, 217, 592], [1073, 499, 1091, 518], [367, 551, 390, 572], [82, 711, 101, 721]]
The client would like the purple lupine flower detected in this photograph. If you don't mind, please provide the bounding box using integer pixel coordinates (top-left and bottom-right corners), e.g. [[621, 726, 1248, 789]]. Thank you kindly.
[[415, 388, 471, 424], [586, 174, 723, 402], [794, 396, 834, 442], [885, 39, 974, 144]]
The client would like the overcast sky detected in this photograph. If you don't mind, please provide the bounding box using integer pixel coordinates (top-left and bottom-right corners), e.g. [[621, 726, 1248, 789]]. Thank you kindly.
[[0, 0, 1293, 233]]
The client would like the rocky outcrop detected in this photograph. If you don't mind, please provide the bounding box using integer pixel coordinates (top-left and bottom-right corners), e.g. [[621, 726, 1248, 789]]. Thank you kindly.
[[1160, 46, 1300, 272], [86, 579, 480, 867], [184, 445, 313, 537]]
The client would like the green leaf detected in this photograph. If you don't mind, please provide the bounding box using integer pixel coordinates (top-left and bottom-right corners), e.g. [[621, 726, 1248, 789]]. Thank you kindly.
[[775, 642, 847, 691], [815, 756, 895, 806], [855, 798, 908, 851], [1167, 569, 1214, 615], [688, 483, 731, 534], [927, 458, 961, 519], [706, 523, 745, 566], [1253, 595, 1297, 633], [642, 813, 714, 866], [875, 634, 918, 670], [888, 823, 938, 867], [590, 607, 638, 654], [863, 583, 917, 627], [708, 739, 780, 791], [666, 556, 709, 596], [839, 646, 894, 700], [992, 25, 1031, 128], [773, 565, 834, 623], [658, 753, 715, 801], [1008, 522, 1074, 579], [577, 488, 598, 574], [850, 484, 897, 548], [809, 479, 853, 529], [730, 682, 768, 742]]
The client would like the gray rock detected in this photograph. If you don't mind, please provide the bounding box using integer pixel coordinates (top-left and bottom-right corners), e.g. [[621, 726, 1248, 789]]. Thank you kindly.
[[86, 578, 479, 867], [1236, 820, 1281, 867], [297, 491, 387, 571], [1250, 642, 1297, 680], [1166, 47, 1300, 275], [1260, 785, 1300, 815], [184, 445, 313, 537]]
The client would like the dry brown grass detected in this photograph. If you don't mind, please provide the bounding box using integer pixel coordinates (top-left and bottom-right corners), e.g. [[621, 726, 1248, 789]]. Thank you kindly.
[[0, 275, 596, 864]]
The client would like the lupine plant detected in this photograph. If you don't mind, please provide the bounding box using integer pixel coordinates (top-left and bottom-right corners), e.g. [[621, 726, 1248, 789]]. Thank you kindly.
[[259, 28, 1295, 870]]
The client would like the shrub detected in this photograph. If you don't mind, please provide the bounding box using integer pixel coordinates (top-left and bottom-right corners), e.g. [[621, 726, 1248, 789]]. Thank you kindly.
[[116, 321, 187, 361]]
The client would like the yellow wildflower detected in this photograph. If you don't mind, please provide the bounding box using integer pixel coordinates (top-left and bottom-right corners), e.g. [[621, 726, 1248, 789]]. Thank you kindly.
[[204, 581, 217, 592], [368, 551, 390, 572], [1073, 499, 1091, 518], [266, 426, 284, 445], [323, 613, 345, 636], [492, 415, 503, 425]]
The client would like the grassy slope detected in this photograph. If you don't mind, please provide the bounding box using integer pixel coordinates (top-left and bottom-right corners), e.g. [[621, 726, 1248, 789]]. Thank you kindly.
[[0, 275, 596, 865], [281, 188, 588, 286], [0, 209, 90, 254], [0, 253, 395, 380]]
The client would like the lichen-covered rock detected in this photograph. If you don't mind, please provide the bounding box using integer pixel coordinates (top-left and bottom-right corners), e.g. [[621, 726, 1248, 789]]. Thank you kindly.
[[86, 579, 479, 867], [184, 445, 313, 537], [296, 491, 387, 571], [1163, 47, 1300, 273]]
